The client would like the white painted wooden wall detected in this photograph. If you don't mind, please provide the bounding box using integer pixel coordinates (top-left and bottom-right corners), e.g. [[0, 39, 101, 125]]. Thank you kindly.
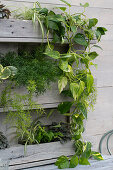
[[1, 0, 113, 154]]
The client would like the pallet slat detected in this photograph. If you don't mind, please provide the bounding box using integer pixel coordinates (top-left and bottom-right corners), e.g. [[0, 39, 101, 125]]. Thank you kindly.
[[0, 141, 74, 169]]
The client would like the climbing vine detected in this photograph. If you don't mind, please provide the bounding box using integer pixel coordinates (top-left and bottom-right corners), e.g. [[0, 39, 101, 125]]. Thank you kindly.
[[25, 0, 106, 168]]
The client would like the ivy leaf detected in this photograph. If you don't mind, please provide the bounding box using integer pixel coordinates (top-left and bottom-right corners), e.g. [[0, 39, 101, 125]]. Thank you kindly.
[[58, 101, 73, 114], [7, 66, 17, 76], [48, 20, 59, 30], [80, 3, 89, 8], [95, 30, 101, 41], [38, 8, 48, 15], [58, 76, 67, 93], [70, 83, 79, 100], [97, 27, 107, 35], [55, 155, 70, 169], [69, 155, 78, 168], [88, 51, 98, 60], [82, 142, 92, 158], [87, 74, 94, 93], [89, 18, 98, 29], [91, 151, 104, 160], [71, 25, 77, 33], [45, 50, 60, 59], [74, 33, 88, 46], [78, 81, 85, 96], [59, 60, 72, 72], [57, 7, 67, 11], [0, 67, 11, 80], [95, 27, 107, 41], [79, 156, 90, 165], [77, 102, 87, 119], [61, 90, 73, 98], [60, 0, 71, 7]]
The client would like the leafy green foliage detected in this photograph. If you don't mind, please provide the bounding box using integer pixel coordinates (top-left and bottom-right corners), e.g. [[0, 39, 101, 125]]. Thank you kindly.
[[77, 102, 87, 119], [58, 102, 73, 114], [88, 51, 98, 60], [70, 83, 80, 100], [79, 156, 90, 165], [88, 18, 98, 29], [74, 33, 88, 46], [69, 155, 78, 168], [55, 156, 70, 169], [87, 74, 94, 93], [58, 76, 67, 93], [0, 45, 61, 94], [2, 1, 106, 168], [91, 151, 104, 160], [0, 64, 17, 82], [44, 49, 60, 59]]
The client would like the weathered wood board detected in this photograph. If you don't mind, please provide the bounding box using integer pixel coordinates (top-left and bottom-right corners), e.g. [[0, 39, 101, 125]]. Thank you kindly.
[[1, 1, 113, 26], [2, 0, 113, 9], [0, 141, 74, 170], [27, 155, 113, 170]]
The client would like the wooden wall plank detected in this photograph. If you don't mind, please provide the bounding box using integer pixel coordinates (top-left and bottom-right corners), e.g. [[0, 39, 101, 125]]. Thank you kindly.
[[0, 141, 74, 169], [1, 2, 113, 25], [84, 87, 113, 136], [2, 0, 113, 9]]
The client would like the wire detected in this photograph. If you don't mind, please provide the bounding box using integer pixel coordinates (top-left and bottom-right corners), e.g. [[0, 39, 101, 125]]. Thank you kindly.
[[99, 130, 113, 154]]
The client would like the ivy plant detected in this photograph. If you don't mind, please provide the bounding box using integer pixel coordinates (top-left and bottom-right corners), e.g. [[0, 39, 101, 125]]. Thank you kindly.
[[22, 0, 106, 168]]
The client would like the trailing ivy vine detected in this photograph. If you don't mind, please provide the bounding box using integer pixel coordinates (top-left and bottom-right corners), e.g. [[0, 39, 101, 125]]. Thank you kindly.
[[20, 0, 106, 168]]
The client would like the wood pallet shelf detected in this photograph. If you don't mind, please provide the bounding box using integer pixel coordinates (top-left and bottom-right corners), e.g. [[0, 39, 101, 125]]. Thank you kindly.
[[0, 141, 74, 170]]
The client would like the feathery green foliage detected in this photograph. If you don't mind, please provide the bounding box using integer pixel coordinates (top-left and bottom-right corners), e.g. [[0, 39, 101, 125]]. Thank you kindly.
[[1, 45, 62, 94]]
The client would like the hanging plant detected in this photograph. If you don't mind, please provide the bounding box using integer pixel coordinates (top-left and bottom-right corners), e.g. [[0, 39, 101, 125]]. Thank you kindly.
[[23, 0, 106, 168]]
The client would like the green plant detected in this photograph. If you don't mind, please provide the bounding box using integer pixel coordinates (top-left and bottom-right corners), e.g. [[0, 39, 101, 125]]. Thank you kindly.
[[0, 4, 11, 19], [0, 64, 17, 149], [1, 45, 62, 94], [16, 0, 107, 168], [2, 81, 46, 146], [18, 121, 71, 146], [0, 64, 17, 82]]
